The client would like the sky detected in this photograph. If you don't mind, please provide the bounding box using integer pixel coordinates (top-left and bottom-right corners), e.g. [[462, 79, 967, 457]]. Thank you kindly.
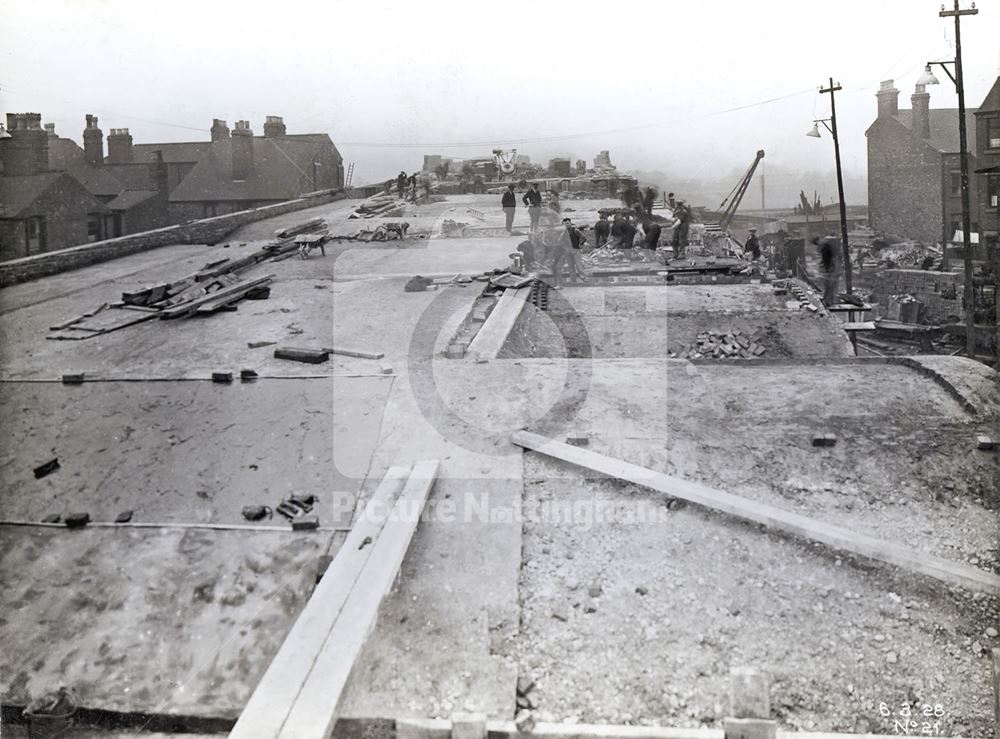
[[2, 0, 998, 205]]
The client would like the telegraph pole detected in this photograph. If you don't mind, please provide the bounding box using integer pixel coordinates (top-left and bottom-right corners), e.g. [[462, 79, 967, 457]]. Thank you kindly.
[[940, 0, 978, 357], [820, 78, 852, 294]]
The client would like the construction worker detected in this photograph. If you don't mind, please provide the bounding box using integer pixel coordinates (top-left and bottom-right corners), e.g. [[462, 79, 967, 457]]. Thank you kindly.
[[562, 217, 588, 282], [546, 224, 572, 289], [502, 184, 517, 233], [671, 200, 691, 258], [642, 186, 656, 217], [523, 183, 543, 233], [594, 213, 611, 247], [641, 218, 662, 255], [396, 171, 407, 199], [408, 172, 419, 202], [744, 227, 762, 261], [814, 235, 840, 305]]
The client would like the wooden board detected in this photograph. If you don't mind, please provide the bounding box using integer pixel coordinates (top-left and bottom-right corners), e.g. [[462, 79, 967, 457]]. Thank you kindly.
[[276, 460, 440, 739], [466, 287, 530, 359], [229, 466, 412, 739], [274, 347, 329, 364], [511, 431, 1000, 597], [46, 310, 157, 340], [159, 275, 274, 319], [841, 321, 876, 332], [324, 346, 385, 360]]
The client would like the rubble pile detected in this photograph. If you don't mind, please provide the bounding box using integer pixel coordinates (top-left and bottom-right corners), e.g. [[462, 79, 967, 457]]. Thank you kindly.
[[670, 329, 768, 360]]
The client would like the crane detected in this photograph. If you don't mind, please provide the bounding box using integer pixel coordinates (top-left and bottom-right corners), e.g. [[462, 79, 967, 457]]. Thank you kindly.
[[713, 149, 765, 232]]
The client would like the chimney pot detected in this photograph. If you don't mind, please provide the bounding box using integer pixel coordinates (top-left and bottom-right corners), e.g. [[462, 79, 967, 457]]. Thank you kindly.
[[910, 84, 931, 139], [107, 126, 134, 164], [876, 79, 900, 119], [264, 115, 287, 138], [83, 113, 105, 165], [4, 112, 49, 175]]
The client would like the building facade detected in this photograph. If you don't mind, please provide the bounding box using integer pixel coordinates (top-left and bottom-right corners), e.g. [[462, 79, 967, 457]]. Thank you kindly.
[[866, 79, 978, 245], [974, 77, 1000, 248]]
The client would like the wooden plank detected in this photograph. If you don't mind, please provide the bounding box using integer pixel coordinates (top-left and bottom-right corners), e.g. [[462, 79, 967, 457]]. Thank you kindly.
[[511, 431, 1000, 596], [230, 466, 412, 739], [159, 275, 274, 319], [841, 321, 876, 332], [274, 347, 329, 364], [466, 286, 530, 360], [277, 460, 440, 739], [49, 303, 108, 330], [323, 346, 385, 360]]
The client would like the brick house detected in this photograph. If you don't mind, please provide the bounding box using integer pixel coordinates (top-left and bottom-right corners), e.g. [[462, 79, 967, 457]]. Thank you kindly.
[[973, 76, 1000, 248], [1, 112, 343, 258], [167, 117, 344, 222], [0, 113, 111, 259], [866, 79, 978, 245]]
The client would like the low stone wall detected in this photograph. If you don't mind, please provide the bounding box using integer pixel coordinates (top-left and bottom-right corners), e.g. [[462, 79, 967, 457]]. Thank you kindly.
[[0, 190, 344, 288], [872, 268, 963, 323]]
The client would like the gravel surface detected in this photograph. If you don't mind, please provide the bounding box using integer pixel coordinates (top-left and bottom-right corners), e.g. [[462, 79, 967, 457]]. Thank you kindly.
[[511, 455, 999, 737]]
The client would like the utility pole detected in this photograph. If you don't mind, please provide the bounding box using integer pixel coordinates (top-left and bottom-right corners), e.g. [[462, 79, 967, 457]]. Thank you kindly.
[[820, 78, 852, 294], [940, 0, 978, 358]]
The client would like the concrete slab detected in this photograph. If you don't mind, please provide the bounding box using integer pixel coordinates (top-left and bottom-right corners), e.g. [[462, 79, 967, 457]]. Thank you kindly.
[[0, 377, 382, 524], [0, 525, 326, 719]]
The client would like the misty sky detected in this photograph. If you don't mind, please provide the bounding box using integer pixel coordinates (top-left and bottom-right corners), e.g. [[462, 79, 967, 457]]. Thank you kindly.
[[3, 0, 998, 205]]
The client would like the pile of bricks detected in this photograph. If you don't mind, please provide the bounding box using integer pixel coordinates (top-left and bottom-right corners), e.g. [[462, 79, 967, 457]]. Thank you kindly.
[[873, 269, 961, 323], [670, 329, 767, 359]]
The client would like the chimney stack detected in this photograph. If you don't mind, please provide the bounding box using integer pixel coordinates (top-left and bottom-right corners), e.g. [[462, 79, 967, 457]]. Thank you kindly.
[[149, 150, 169, 194], [911, 83, 931, 139], [211, 118, 230, 142], [231, 120, 254, 179], [876, 80, 900, 119], [4, 113, 49, 176], [83, 114, 104, 165], [107, 128, 134, 164], [263, 115, 286, 138], [44, 122, 56, 138]]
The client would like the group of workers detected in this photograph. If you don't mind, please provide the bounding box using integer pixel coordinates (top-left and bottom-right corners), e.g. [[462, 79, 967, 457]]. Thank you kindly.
[[387, 171, 428, 202]]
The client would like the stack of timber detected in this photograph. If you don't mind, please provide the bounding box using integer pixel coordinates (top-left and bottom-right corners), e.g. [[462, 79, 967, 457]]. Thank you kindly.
[[348, 194, 406, 220]]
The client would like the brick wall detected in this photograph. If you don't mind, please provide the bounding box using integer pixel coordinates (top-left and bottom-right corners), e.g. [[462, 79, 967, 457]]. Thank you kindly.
[[0, 190, 344, 287], [872, 268, 963, 323], [867, 117, 943, 244]]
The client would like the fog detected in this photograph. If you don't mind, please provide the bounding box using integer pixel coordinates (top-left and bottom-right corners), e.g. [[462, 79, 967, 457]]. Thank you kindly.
[[3, 0, 998, 206]]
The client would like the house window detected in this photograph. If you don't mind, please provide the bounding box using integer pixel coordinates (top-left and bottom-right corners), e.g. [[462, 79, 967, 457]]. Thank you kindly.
[[949, 171, 961, 196], [988, 117, 1000, 149], [203, 203, 218, 218], [87, 213, 103, 242], [26, 216, 46, 254], [988, 175, 1000, 209]]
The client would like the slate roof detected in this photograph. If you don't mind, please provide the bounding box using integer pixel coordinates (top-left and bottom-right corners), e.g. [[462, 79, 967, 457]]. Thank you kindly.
[[892, 108, 978, 154], [102, 163, 154, 191], [974, 76, 1000, 115], [0, 172, 110, 218], [107, 190, 158, 210], [169, 136, 334, 202], [132, 141, 212, 164], [0, 173, 65, 217]]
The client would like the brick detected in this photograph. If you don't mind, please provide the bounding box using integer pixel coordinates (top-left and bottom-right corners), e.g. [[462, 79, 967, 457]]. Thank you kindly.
[[291, 515, 320, 531], [976, 435, 996, 451], [811, 433, 837, 447], [240, 369, 258, 381], [212, 371, 233, 383], [566, 433, 589, 446], [274, 347, 329, 364], [61, 373, 85, 384], [378, 362, 393, 375]]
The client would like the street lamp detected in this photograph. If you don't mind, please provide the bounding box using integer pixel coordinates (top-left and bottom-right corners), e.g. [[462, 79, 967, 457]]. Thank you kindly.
[[929, 0, 978, 357], [806, 76, 853, 295]]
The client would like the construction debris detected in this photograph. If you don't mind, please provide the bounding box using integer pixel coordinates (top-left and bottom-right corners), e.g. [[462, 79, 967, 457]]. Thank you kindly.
[[240, 369, 259, 381], [64, 512, 91, 529], [33, 459, 60, 479], [275, 217, 327, 239], [242, 505, 271, 522], [977, 435, 996, 451], [348, 194, 406, 220], [274, 347, 330, 364], [114, 510, 134, 524], [212, 371, 233, 383]]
